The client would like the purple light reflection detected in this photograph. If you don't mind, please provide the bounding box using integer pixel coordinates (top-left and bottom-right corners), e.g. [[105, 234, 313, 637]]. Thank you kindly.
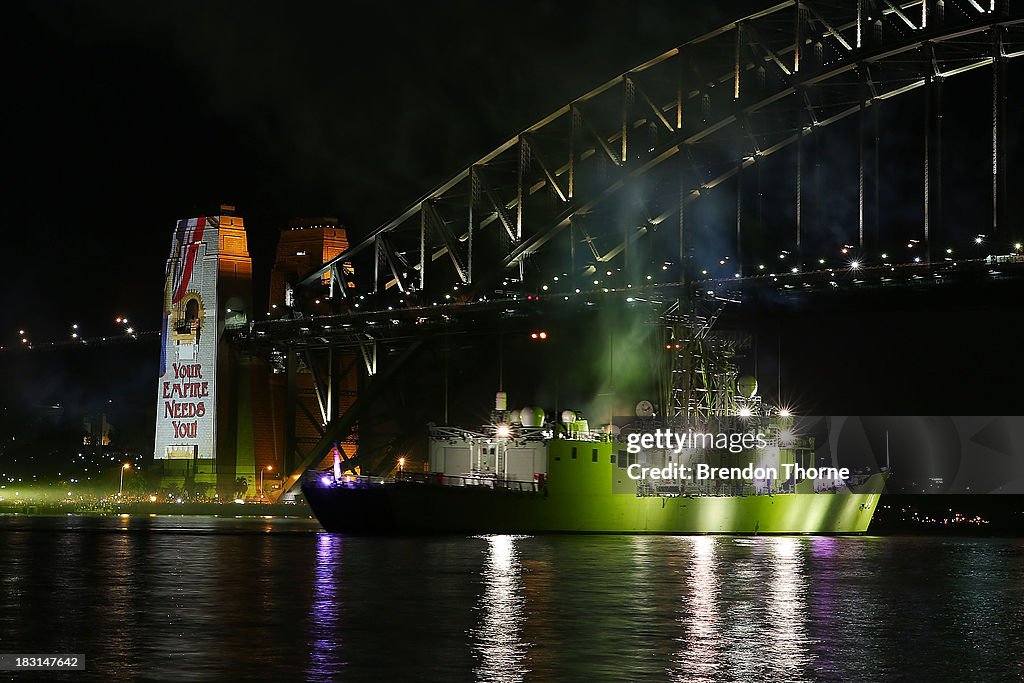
[[306, 533, 347, 681]]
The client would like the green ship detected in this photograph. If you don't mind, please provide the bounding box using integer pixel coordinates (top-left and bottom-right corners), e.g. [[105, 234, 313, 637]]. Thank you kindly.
[[302, 408, 887, 534], [303, 315, 887, 535]]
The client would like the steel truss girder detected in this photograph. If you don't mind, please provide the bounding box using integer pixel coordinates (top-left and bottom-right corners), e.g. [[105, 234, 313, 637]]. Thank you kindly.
[[297, 2, 1022, 307], [280, 340, 423, 497]]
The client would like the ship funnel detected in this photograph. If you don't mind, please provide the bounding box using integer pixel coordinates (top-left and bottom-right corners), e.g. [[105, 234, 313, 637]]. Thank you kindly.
[[495, 391, 508, 411]]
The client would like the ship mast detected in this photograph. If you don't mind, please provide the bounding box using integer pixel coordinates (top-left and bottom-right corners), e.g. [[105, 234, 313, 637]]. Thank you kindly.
[[662, 293, 756, 427]]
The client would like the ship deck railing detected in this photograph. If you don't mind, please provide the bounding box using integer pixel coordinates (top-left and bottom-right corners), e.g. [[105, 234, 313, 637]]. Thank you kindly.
[[309, 470, 540, 493], [396, 471, 540, 492]]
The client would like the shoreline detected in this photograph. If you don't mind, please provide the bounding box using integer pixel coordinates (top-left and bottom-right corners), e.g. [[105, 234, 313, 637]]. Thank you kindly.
[[0, 500, 316, 518]]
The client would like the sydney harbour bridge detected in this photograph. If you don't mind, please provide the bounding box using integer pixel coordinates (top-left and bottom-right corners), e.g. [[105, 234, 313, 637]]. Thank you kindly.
[[11, 2, 1022, 500], [230, 1, 1023, 496]]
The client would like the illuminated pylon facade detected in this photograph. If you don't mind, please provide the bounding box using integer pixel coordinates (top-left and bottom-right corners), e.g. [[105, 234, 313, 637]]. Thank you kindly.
[[153, 208, 254, 497]]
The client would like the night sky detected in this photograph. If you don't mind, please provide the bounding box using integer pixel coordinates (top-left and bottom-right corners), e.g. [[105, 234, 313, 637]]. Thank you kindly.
[[2, 1, 1022, 426]]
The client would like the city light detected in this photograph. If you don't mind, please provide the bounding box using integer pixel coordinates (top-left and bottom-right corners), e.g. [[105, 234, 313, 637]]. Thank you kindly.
[[118, 463, 131, 497]]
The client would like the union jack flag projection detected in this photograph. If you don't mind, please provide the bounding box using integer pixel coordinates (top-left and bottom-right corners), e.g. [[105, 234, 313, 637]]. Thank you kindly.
[[159, 217, 208, 378], [172, 216, 206, 304]]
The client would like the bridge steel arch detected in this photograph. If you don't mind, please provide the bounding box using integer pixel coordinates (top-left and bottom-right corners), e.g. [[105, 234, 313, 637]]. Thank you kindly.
[[302, 0, 1023, 306]]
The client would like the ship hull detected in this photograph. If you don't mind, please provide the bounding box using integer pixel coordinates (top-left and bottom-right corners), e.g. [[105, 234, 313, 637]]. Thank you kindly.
[[302, 477, 885, 535]]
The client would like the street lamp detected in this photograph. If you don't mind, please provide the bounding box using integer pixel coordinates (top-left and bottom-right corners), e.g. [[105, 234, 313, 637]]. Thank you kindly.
[[258, 465, 273, 501], [119, 463, 131, 497]]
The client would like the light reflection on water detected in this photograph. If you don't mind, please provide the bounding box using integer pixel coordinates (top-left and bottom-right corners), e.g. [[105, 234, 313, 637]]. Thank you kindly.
[[672, 536, 722, 682], [1, 517, 1023, 681], [767, 537, 811, 679], [471, 535, 529, 682], [307, 533, 346, 682]]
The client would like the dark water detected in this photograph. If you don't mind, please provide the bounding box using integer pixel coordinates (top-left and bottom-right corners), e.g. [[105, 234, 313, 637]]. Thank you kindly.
[[1, 516, 1022, 682]]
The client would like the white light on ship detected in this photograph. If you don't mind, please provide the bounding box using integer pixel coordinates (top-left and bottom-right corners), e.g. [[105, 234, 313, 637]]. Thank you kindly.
[[495, 424, 511, 438], [850, 260, 861, 270], [738, 407, 752, 417]]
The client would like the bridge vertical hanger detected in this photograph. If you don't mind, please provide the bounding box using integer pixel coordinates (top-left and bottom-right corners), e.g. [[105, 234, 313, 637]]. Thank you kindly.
[[856, 0, 863, 49], [328, 262, 349, 302], [794, 2, 802, 73], [285, 346, 298, 474], [304, 349, 330, 426], [569, 215, 577, 291], [992, 27, 1007, 245], [874, 93, 881, 254], [419, 205, 427, 292], [933, 73, 944, 259], [814, 124, 822, 256], [358, 335, 377, 377], [373, 236, 381, 294], [326, 347, 335, 424], [736, 157, 743, 277], [923, 66, 931, 264], [676, 52, 683, 130], [678, 152, 687, 312], [622, 77, 635, 163], [468, 168, 476, 285], [735, 23, 743, 100], [517, 138, 528, 282], [796, 118, 803, 264], [859, 87, 866, 251], [568, 105, 578, 200]]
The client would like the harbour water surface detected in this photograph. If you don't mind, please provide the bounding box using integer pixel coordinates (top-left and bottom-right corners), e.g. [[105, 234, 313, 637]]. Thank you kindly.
[[1, 516, 1022, 681]]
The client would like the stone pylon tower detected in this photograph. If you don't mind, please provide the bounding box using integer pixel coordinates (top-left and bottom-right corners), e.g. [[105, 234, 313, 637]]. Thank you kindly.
[[153, 206, 254, 499]]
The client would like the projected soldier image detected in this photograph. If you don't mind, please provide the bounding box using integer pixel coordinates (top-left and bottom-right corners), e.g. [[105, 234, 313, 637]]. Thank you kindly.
[[174, 295, 203, 346]]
